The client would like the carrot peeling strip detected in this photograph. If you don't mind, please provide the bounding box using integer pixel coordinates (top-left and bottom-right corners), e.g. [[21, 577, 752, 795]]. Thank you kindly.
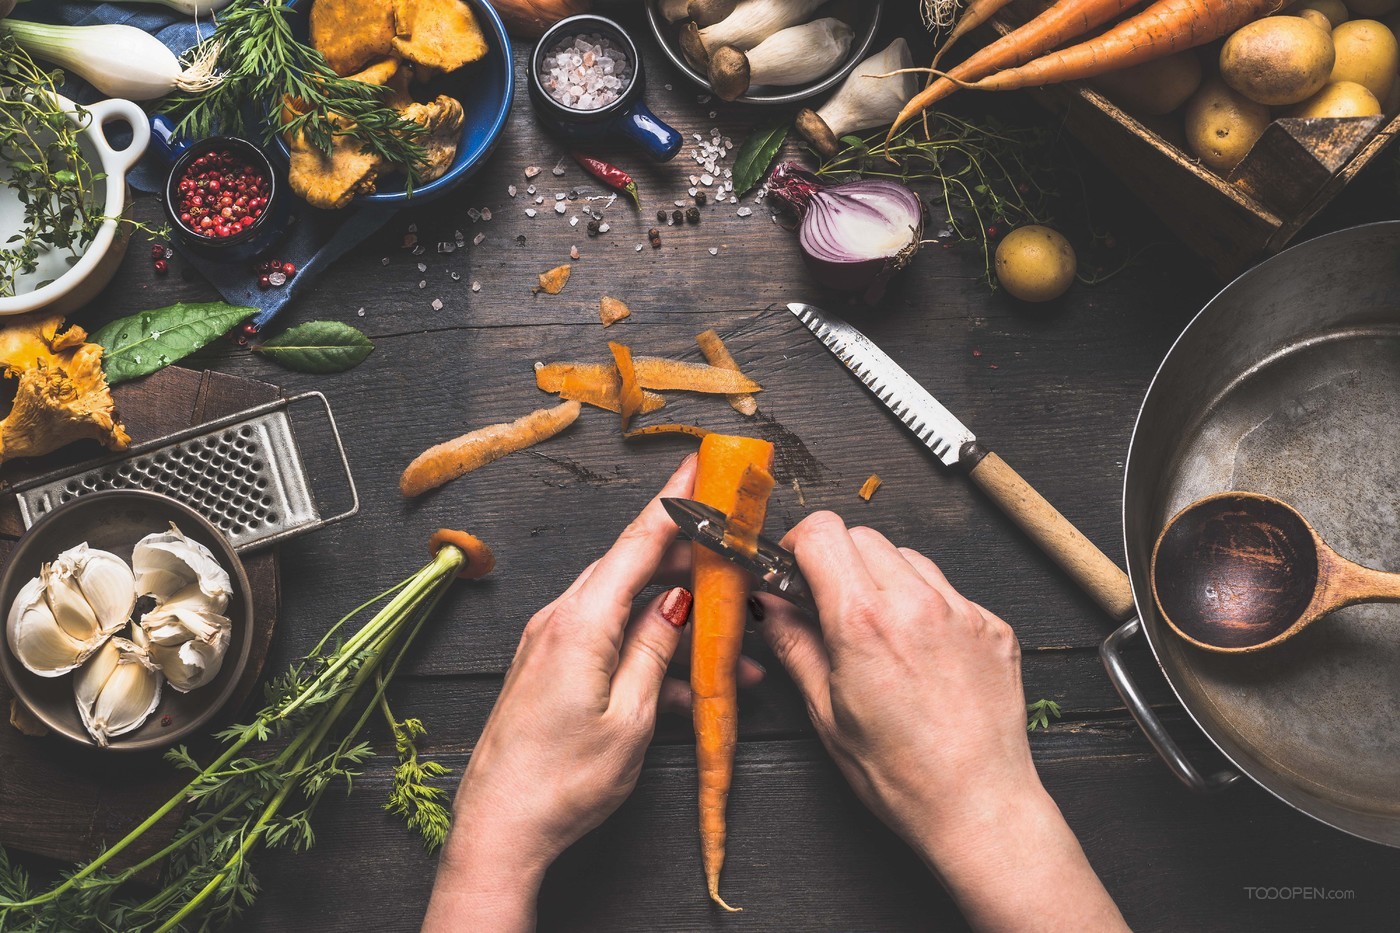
[[600, 296, 631, 326], [543, 365, 666, 414], [696, 329, 759, 417], [533, 263, 572, 295], [858, 473, 882, 501], [400, 400, 581, 497], [723, 465, 776, 552], [609, 341, 644, 431], [536, 357, 761, 395], [428, 529, 496, 579], [623, 423, 711, 439], [691, 434, 775, 912]]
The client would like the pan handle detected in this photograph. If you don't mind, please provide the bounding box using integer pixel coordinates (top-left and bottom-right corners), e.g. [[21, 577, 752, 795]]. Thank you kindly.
[[1101, 617, 1241, 794]]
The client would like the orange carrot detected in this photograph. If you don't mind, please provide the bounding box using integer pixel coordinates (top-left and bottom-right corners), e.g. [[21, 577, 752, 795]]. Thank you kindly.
[[695, 329, 758, 417], [609, 341, 644, 432], [931, 0, 1019, 69], [966, 0, 1284, 92], [399, 400, 581, 496], [889, 0, 1146, 141], [858, 473, 882, 501], [427, 529, 496, 579], [692, 434, 775, 911]]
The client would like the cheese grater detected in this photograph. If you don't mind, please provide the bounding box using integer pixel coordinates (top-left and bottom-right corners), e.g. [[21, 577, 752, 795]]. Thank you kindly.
[[8, 391, 358, 552]]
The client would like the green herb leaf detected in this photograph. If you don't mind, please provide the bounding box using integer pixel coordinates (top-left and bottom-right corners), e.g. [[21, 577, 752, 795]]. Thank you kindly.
[[252, 321, 374, 374], [733, 119, 789, 197], [91, 301, 256, 385], [1026, 698, 1062, 732]]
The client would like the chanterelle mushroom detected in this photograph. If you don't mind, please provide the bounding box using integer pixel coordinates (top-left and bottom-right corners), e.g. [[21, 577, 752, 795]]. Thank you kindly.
[[399, 95, 465, 182], [0, 314, 130, 467]]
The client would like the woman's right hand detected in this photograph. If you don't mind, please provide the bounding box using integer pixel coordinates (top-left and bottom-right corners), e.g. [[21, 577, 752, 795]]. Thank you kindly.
[[755, 512, 1127, 932]]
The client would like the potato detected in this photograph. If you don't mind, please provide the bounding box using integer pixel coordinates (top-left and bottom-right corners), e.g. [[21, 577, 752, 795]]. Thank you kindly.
[[1288, 79, 1383, 114], [1184, 78, 1272, 172], [995, 226, 1076, 303], [1298, 8, 1335, 29], [1221, 16, 1335, 104], [1292, 0, 1349, 26], [1094, 50, 1203, 115], [1344, 0, 1398, 17], [1329, 19, 1400, 98]]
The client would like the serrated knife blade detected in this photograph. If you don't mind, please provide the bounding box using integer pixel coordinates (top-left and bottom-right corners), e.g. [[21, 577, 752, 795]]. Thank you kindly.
[[789, 302, 975, 466], [788, 301, 1137, 622]]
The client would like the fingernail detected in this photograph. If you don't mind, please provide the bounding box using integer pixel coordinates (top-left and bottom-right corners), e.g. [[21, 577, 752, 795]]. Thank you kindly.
[[681, 452, 698, 468], [661, 587, 693, 628], [747, 596, 765, 621], [746, 658, 767, 675]]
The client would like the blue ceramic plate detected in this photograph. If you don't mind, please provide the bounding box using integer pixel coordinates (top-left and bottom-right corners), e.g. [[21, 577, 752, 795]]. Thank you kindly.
[[279, 0, 513, 205]]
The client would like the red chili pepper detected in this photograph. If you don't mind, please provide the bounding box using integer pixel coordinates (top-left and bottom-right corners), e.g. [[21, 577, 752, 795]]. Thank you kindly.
[[571, 152, 639, 209]]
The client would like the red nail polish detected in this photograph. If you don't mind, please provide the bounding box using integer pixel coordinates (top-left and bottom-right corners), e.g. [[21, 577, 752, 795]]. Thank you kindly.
[[747, 596, 765, 621], [661, 587, 693, 627]]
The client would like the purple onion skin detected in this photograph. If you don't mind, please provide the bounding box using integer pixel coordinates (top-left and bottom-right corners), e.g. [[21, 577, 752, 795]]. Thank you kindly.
[[768, 162, 923, 304]]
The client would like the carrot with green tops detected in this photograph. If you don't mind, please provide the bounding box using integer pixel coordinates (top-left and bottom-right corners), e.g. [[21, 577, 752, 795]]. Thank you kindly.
[[888, 0, 1148, 142], [691, 434, 775, 911], [962, 0, 1284, 93]]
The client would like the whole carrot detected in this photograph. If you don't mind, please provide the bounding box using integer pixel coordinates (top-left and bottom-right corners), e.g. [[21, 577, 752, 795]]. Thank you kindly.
[[572, 152, 640, 208], [691, 433, 775, 911], [888, 0, 1147, 142], [966, 0, 1285, 91], [930, 0, 1019, 69]]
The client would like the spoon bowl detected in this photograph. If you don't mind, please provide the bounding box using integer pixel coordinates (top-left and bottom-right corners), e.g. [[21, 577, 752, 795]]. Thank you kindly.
[[1151, 492, 1400, 652]]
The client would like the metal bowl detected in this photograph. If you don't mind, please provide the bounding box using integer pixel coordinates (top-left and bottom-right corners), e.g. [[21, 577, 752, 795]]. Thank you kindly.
[[644, 0, 883, 105], [0, 491, 253, 752]]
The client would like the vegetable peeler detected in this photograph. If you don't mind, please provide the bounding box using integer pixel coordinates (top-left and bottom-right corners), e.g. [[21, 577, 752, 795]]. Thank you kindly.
[[663, 497, 816, 613]]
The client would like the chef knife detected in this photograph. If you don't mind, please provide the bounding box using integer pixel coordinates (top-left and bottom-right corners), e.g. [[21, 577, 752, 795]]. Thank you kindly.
[[662, 497, 818, 614], [788, 301, 1135, 620]]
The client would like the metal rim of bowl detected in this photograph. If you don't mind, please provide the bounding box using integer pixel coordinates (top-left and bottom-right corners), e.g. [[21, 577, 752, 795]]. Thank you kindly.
[[164, 136, 280, 247], [530, 15, 645, 123], [643, 0, 884, 105], [275, 0, 514, 205], [0, 489, 254, 752]]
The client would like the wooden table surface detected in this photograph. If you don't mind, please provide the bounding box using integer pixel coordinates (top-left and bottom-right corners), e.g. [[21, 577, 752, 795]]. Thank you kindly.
[[35, 8, 1400, 931]]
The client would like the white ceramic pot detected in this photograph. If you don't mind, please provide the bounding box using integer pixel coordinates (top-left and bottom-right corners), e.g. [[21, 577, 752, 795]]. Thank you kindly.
[[0, 97, 150, 316]]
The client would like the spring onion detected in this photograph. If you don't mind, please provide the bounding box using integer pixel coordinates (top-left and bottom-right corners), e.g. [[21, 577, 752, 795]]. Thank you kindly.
[[2, 21, 221, 101]]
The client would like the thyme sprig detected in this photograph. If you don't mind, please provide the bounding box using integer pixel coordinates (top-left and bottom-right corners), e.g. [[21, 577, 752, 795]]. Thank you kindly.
[[0, 544, 469, 933], [0, 37, 164, 298], [161, 0, 427, 181]]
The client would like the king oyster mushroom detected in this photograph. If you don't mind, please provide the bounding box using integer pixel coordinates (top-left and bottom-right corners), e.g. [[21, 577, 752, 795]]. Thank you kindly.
[[74, 634, 162, 746], [679, 0, 826, 66], [6, 544, 136, 677], [706, 18, 853, 102], [133, 524, 234, 693], [795, 38, 919, 159]]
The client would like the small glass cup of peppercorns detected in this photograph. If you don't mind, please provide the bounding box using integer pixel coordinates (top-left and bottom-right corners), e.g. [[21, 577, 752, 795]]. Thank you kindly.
[[162, 135, 289, 263]]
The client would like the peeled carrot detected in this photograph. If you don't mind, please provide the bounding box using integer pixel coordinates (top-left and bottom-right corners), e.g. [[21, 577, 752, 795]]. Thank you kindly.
[[888, 0, 1146, 141], [966, 0, 1284, 92], [399, 400, 581, 496], [691, 434, 775, 911]]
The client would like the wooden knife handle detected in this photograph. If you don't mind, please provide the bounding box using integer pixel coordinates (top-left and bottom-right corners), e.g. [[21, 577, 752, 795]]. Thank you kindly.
[[968, 451, 1136, 620]]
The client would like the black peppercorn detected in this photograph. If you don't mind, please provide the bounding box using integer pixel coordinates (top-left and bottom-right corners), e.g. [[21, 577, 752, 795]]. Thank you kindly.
[[695, 191, 707, 206], [672, 209, 683, 224], [686, 207, 700, 224], [587, 219, 600, 237]]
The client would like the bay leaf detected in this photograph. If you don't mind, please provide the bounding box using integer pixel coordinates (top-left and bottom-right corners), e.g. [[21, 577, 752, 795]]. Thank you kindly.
[[91, 301, 256, 385], [732, 120, 789, 197], [252, 320, 374, 374]]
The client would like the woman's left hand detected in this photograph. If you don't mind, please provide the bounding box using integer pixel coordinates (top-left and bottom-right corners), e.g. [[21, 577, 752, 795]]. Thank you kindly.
[[424, 455, 762, 932]]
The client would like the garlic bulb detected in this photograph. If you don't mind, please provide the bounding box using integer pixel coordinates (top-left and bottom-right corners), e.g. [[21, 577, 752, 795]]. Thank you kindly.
[[74, 635, 162, 746], [133, 524, 232, 608], [6, 545, 135, 677], [133, 525, 233, 693]]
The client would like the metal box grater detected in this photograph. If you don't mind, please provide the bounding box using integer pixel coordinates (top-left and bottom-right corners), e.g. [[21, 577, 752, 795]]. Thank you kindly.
[[9, 392, 357, 552]]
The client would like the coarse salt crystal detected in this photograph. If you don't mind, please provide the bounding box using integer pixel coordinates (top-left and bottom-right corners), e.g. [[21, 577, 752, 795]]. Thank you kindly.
[[468, 208, 481, 221], [708, 247, 719, 256], [268, 271, 286, 286], [380, 257, 389, 266], [535, 195, 544, 204], [431, 298, 444, 311], [700, 174, 713, 186], [526, 208, 537, 217], [471, 281, 481, 292], [635, 244, 643, 252], [570, 216, 579, 226], [554, 202, 567, 214], [527, 184, 537, 195], [555, 192, 565, 201], [417, 262, 427, 272], [438, 242, 455, 253], [412, 244, 425, 255], [737, 207, 752, 217], [508, 185, 518, 197], [481, 208, 493, 221], [473, 233, 485, 245], [570, 245, 580, 259], [688, 187, 698, 197], [451, 271, 462, 281], [356, 307, 365, 316], [525, 166, 541, 177], [417, 279, 426, 288], [598, 222, 610, 232]]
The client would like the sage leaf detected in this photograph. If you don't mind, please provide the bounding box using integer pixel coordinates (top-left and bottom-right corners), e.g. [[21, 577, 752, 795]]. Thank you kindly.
[[92, 301, 256, 385], [252, 321, 374, 374], [732, 120, 789, 197]]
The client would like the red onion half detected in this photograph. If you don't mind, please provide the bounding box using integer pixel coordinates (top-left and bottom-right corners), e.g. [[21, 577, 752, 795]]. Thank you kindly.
[[768, 162, 923, 302]]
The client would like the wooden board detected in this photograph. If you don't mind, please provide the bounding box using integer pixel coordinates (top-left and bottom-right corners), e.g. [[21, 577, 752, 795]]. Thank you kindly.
[[0, 367, 282, 865]]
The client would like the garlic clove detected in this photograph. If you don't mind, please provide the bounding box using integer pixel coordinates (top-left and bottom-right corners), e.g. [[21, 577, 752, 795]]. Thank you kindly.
[[74, 636, 162, 746], [6, 575, 97, 676], [41, 560, 100, 642], [147, 634, 229, 693], [140, 601, 230, 648], [133, 524, 232, 605], [54, 543, 136, 637]]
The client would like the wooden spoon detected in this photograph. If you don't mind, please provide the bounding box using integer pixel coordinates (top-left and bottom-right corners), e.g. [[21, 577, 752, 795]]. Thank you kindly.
[[1151, 491, 1400, 652]]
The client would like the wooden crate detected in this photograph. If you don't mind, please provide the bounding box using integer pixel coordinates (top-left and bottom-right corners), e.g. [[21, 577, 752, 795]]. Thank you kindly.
[[989, 20, 1400, 279]]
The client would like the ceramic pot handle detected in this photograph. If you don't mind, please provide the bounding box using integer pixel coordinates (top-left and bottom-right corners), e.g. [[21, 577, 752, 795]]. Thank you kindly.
[[616, 101, 682, 161], [84, 98, 151, 178], [1101, 617, 1241, 794]]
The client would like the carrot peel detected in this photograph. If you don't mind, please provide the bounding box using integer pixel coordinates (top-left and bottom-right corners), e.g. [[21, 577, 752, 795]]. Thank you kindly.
[[691, 434, 775, 911], [858, 473, 882, 501], [399, 400, 581, 497], [609, 341, 644, 432], [696, 329, 759, 417], [623, 423, 711, 439]]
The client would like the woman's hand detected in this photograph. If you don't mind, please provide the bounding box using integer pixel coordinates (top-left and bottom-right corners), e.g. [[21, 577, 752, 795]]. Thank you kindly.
[[424, 456, 760, 932], [756, 512, 1127, 932]]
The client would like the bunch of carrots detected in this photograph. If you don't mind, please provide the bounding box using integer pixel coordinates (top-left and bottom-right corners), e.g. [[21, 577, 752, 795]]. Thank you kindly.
[[888, 0, 1286, 142]]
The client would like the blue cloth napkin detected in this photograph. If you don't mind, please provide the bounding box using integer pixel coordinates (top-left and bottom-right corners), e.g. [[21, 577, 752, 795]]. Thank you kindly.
[[35, 2, 399, 330]]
